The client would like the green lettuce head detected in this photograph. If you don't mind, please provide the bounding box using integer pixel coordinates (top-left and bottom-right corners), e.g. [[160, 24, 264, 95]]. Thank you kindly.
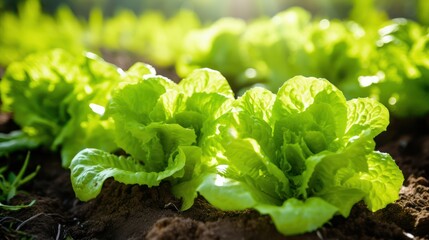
[[341, 19, 429, 117], [0, 49, 122, 166], [69, 68, 234, 210], [198, 76, 404, 235]]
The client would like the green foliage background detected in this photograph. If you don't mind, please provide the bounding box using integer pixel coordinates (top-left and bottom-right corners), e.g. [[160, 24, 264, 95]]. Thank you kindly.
[[0, 0, 424, 22]]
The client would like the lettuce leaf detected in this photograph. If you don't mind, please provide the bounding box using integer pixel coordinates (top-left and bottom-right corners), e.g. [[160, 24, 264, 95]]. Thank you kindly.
[[70, 146, 194, 201], [200, 76, 403, 235], [255, 197, 338, 236]]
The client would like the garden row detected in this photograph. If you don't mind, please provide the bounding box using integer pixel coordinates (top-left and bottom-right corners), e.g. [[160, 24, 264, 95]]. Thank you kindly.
[[1, 49, 403, 236]]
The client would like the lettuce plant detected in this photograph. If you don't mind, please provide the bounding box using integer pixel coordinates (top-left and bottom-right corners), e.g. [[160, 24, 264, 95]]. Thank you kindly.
[[198, 76, 404, 235], [176, 18, 248, 92], [342, 19, 429, 117], [0, 49, 122, 166], [240, 8, 312, 92], [69, 68, 234, 210]]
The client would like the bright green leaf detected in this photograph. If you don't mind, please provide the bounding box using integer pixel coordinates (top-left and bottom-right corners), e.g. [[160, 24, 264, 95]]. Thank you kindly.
[[256, 197, 338, 236]]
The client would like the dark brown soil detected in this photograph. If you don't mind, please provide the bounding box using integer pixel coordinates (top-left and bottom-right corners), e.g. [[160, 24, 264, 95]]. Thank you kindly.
[[1, 56, 428, 239]]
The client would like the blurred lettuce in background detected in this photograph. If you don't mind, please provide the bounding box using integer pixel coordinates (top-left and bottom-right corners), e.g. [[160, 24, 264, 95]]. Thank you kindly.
[[0, 0, 85, 66], [0, 0, 428, 118], [0, 49, 121, 166], [0, 0, 425, 23]]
